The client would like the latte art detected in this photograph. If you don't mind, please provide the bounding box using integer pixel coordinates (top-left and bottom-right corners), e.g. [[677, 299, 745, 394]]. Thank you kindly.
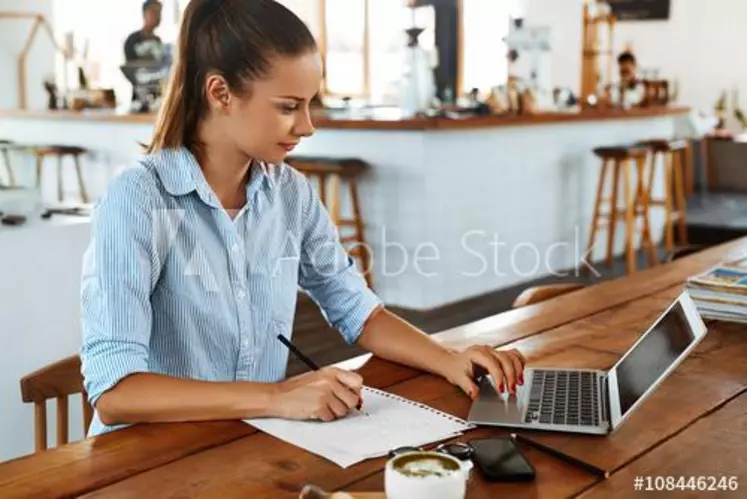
[[394, 454, 461, 478]]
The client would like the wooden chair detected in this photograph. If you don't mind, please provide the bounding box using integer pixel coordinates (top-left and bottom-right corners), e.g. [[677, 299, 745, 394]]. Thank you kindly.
[[512, 283, 586, 309], [33, 145, 90, 204], [20, 355, 93, 452], [585, 145, 658, 274], [286, 156, 373, 289], [637, 139, 690, 254]]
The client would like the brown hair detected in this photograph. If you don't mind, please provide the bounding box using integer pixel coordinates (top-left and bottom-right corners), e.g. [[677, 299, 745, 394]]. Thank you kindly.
[[147, 0, 317, 154]]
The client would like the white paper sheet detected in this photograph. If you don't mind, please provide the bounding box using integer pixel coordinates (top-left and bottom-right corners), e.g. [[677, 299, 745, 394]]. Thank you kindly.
[[245, 386, 475, 468]]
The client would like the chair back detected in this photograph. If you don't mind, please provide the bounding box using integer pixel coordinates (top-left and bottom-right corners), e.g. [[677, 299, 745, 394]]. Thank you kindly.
[[20, 355, 93, 452]]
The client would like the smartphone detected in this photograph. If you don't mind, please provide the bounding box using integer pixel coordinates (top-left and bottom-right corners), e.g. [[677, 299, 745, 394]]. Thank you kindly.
[[469, 437, 536, 482]]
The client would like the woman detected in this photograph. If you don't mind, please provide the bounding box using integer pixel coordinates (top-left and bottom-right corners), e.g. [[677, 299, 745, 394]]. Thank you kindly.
[[80, 0, 525, 436]]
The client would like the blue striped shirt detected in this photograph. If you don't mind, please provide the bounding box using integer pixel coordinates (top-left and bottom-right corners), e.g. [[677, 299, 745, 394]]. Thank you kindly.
[[80, 147, 381, 436]]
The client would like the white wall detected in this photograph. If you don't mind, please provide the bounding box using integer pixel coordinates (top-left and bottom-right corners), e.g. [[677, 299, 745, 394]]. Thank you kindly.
[[527, 0, 745, 123], [0, 0, 55, 110]]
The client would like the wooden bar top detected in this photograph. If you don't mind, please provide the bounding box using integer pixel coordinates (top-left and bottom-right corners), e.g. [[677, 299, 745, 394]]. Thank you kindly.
[[0, 105, 690, 131], [1, 236, 745, 498]]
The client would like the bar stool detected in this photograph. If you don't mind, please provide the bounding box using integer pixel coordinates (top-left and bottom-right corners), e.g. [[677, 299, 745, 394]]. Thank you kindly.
[[0, 140, 16, 186], [586, 145, 658, 274], [286, 155, 373, 289], [637, 139, 689, 253], [33, 145, 89, 204]]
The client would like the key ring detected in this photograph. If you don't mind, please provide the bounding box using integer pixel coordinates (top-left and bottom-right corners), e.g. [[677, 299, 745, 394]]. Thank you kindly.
[[435, 441, 474, 461]]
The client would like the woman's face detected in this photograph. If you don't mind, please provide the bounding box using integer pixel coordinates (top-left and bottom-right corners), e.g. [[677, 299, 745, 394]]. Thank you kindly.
[[220, 50, 323, 165]]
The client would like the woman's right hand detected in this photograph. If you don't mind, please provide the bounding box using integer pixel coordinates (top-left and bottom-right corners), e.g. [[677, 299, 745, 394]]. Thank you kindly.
[[271, 367, 363, 422]]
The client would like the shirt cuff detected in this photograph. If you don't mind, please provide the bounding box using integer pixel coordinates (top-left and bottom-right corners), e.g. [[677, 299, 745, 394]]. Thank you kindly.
[[80, 338, 150, 407], [336, 287, 384, 344]]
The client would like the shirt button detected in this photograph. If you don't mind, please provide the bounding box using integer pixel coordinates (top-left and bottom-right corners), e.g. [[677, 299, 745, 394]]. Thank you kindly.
[[231, 243, 240, 253], [237, 289, 246, 299]]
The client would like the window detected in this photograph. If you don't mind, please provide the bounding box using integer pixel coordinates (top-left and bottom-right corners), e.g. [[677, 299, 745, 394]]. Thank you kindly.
[[51, 0, 519, 108], [282, 0, 435, 104], [324, 0, 367, 96], [368, 1, 435, 105], [288, 0, 513, 102], [52, 0, 182, 107], [461, 0, 523, 93]]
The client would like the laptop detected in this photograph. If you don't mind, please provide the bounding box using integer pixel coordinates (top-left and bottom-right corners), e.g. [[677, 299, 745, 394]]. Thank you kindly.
[[467, 291, 708, 435]]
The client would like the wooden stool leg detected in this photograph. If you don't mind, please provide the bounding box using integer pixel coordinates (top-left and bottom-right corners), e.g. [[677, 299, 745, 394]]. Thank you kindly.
[[673, 150, 689, 246], [635, 155, 658, 267], [35, 401, 47, 452], [663, 152, 675, 253], [57, 154, 64, 202], [623, 159, 636, 274], [646, 150, 657, 199], [318, 173, 327, 207], [1, 148, 15, 186], [683, 141, 695, 197], [57, 396, 69, 446], [586, 159, 609, 268], [606, 160, 620, 268], [73, 154, 90, 203], [349, 178, 372, 288]]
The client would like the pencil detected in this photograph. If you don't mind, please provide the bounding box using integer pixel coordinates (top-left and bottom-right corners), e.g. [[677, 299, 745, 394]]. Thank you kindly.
[[277, 334, 319, 371], [511, 433, 609, 478], [276, 334, 368, 417]]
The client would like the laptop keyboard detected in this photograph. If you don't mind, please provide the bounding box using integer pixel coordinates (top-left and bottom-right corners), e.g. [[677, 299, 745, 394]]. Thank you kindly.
[[524, 370, 600, 427]]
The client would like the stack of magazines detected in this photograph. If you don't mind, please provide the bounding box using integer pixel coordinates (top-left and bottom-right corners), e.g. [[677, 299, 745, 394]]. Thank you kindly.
[[686, 258, 747, 323]]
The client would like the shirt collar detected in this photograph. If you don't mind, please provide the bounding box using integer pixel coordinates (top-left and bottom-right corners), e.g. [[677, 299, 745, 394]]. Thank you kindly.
[[151, 147, 276, 205], [150, 147, 200, 197]]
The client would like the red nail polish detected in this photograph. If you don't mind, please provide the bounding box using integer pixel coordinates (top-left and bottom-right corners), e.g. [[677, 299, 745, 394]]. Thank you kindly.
[[519, 375, 524, 385]]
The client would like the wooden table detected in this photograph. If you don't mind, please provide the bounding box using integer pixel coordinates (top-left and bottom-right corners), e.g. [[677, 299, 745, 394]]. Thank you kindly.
[[2, 238, 747, 498]]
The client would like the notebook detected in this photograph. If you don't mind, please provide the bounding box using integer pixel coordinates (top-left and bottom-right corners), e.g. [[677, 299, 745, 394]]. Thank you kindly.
[[244, 386, 475, 468]]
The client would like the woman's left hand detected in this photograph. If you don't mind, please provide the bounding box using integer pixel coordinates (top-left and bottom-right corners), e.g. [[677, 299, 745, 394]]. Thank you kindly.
[[441, 345, 526, 399]]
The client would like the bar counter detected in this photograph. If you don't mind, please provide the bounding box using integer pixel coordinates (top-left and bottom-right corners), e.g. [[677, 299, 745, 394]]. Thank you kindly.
[[0, 105, 690, 130], [0, 104, 691, 311]]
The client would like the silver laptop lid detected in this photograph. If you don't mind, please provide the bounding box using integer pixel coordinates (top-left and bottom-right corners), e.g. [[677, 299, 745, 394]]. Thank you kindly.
[[606, 291, 708, 431]]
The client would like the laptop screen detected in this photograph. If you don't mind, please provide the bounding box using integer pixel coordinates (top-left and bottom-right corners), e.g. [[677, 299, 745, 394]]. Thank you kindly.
[[614, 300, 699, 416]]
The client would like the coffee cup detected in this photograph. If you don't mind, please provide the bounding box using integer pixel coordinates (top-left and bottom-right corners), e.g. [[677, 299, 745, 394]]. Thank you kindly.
[[384, 451, 468, 499]]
